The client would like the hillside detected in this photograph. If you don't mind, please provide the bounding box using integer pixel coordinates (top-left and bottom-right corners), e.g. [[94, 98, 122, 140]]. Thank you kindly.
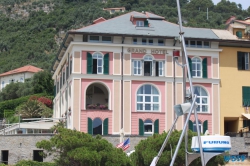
[[0, 0, 249, 73]]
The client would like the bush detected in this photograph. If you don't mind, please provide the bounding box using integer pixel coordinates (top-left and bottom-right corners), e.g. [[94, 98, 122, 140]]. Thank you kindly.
[[15, 160, 56, 166]]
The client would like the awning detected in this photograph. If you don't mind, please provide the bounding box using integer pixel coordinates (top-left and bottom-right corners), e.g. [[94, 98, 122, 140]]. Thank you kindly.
[[242, 113, 250, 119]]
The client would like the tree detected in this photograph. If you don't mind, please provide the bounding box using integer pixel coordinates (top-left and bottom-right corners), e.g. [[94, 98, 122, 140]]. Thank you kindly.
[[130, 130, 226, 166], [36, 127, 132, 166], [32, 70, 54, 96], [16, 99, 44, 118]]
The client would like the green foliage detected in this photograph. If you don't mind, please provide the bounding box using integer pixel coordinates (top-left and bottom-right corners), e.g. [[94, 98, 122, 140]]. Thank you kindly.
[[15, 160, 56, 166], [131, 130, 226, 166], [16, 99, 45, 118], [32, 70, 54, 96], [36, 127, 132, 166], [0, 93, 48, 118]]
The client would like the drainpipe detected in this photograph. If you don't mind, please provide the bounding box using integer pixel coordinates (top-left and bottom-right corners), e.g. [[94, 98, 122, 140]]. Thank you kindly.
[[121, 36, 125, 142], [173, 39, 177, 129]]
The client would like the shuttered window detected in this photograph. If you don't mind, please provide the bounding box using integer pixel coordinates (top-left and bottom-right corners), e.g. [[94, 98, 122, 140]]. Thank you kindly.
[[188, 57, 192, 77], [103, 118, 108, 135], [202, 58, 207, 78], [189, 120, 193, 131], [104, 53, 109, 75], [139, 119, 144, 135], [203, 120, 208, 134], [88, 118, 93, 134], [154, 119, 159, 134], [238, 52, 249, 70], [243, 86, 250, 106], [87, 52, 93, 74]]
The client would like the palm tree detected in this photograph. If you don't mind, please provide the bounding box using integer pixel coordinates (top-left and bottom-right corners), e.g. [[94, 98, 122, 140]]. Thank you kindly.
[[16, 100, 44, 118]]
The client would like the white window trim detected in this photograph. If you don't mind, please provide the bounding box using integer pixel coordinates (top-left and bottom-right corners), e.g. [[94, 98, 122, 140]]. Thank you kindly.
[[93, 52, 104, 74], [88, 35, 112, 43], [144, 120, 153, 135], [193, 120, 203, 133], [193, 86, 209, 113], [192, 57, 202, 78], [136, 84, 160, 112], [185, 40, 211, 48], [136, 20, 144, 27], [133, 60, 142, 76], [158, 61, 164, 77], [245, 53, 249, 70]]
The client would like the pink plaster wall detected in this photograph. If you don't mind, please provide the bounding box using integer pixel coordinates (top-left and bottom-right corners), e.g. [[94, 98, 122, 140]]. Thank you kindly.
[[131, 112, 165, 135], [81, 51, 113, 74], [131, 81, 165, 112], [188, 56, 212, 78], [81, 79, 113, 110], [81, 110, 112, 134], [132, 53, 165, 59]]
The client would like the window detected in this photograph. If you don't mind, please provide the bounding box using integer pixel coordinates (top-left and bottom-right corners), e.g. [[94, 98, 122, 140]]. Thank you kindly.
[[111, 9, 115, 14], [185, 40, 210, 48], [192, 57, 202, 78], [193, 86, 208, 112], [87, 52, 109, 75], [70, 59, 72, 74], [62, 71, 65, 85], [137, 84, 159, 111], [133, 38, 137, 44], [132, 55, 164, 77], [88, 118, 108, 135], [139, 119, 159, 135], [190, 41, 196, 47], [9, 79, 14, 83], [148, 39, 153, 45], [102, 36, 112, 43], [136, 20, 144, 27], [1, 150, 8, 164], [20, 77, 24, 82], [238, 52, 249, 70], [142, 38, 147, 45], [242, 86, 250, 106], [144, 119, 153, 134], [193, 120, 202, 133], [89, 36, 99, 42], [2, 81, 4, 89], [133, 60, 142, 75], [33, 150, 43, 162], [189, 120, 208, 134], [188, 57, 207, 78], [197, 41, 202, 48], [158, 39, 164, 46]]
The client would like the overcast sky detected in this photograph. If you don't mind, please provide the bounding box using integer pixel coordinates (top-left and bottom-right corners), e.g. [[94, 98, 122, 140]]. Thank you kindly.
[[212, 0, 249, 10]]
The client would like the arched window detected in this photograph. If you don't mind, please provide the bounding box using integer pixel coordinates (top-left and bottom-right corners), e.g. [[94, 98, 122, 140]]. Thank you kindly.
[[193, 120, 202, 133], [92, 53, 103, 74], [137, 84, 159, 111], [192, 57, 202, 78], [93, 118, 102, 135], [194, 86, 208, 112], [144, 119, 153, 134]]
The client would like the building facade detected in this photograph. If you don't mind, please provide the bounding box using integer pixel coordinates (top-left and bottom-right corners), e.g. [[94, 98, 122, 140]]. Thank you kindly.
[[0, 65, 42, 91], [52, 11, 222, 137]]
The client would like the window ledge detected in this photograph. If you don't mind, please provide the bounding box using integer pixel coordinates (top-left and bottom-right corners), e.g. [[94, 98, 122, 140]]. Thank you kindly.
[[133, 111, 164, 114]]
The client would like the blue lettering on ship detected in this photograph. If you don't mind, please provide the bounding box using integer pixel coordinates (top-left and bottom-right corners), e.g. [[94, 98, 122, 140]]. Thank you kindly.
[[203, 141, 229, 144]]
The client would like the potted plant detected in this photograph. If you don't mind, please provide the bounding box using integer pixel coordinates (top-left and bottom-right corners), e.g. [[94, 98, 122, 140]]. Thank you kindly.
[[92, 104, 97, 109], [99, 104, 105, 110], [87, 104, 93, 109]]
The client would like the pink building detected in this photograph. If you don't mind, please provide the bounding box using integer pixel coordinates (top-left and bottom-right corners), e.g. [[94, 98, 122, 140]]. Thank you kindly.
[[52, 11, 221, 136]]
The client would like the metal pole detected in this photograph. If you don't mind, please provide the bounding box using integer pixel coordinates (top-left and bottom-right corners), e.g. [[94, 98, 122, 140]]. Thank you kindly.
[[170, 95, 197, 166], [175, 0, 205, 165], [150, 116, 179, 165]]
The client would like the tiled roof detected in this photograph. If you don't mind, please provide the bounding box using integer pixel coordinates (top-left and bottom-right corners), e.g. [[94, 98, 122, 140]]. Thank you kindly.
[[234, 20, 250, 25], [212, 29, 238, 40], [0, 65, 42, 77], [72, 11, 219, 39]]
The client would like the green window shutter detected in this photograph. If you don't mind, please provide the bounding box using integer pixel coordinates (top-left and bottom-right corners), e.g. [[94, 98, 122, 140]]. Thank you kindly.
[[88, 117, 93, 135], [189, 120, 193, 131], [243, 120, 247, 128], [202, 58, 207, 78], [203, 120, 208, 134], [144, 20, 149, 27], [188, 57, 192, 77], [87, 52, 93, 74], [104, 53, 109, 75], [242, 87, 250, 106], [237, 52, 244, 70], [154, 119, 159, 134], [139, 119, 144, 136], [103, 118, 108, 135]]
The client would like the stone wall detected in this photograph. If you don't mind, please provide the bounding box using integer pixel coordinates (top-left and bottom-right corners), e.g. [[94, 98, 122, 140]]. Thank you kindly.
[[0, 134, 54, 165], [0, 134, 147, 165]]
